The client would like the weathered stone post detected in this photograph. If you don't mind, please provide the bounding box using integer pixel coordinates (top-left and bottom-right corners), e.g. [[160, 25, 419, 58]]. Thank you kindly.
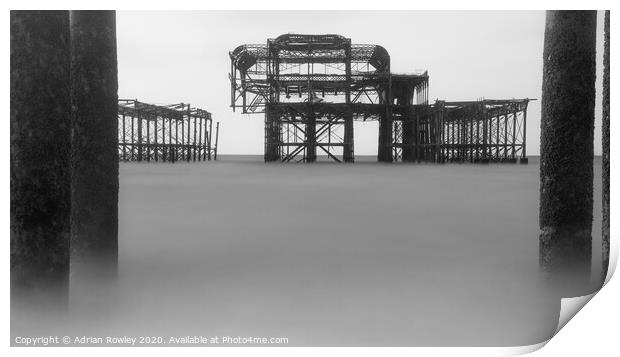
[[10, 10, 72, 307], [539, 11, 597, 282], [69, 11, 119, 280], [602, 10, 610, 282]]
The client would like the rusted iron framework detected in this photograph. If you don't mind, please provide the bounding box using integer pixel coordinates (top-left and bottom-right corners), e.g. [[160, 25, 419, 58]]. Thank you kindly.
[[118, 99, 219, 162], [394, 99, 529, 163], [230, 34, 528, 163]]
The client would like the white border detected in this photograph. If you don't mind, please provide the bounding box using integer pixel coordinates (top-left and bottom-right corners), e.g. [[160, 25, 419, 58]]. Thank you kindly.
[[3, 1, 618, 356]]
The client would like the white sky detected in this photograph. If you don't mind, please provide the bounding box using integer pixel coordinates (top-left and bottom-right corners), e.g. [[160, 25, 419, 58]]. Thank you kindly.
[[116, 11, 605, 156]]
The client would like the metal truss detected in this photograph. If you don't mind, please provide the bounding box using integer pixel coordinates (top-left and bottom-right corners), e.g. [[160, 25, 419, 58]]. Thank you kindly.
[[118, 99, 220, 162], [391, 99, 529, 163], [265, 103, 352, 162], [230, 33, 529, 163], [437, 99, 529, 163]]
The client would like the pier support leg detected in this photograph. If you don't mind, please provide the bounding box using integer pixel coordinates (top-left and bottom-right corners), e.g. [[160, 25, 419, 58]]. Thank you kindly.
[[402, 114, 414, 162], [602, 10, 610, 282], [378, 113, 393, 162], [539, 11, 596, 287], [10, 10, 71, 308], [264, 106, 279, 162], [70, 10, 119, 280], [306, 112, 317, 163], [343, 112, 354, 163]]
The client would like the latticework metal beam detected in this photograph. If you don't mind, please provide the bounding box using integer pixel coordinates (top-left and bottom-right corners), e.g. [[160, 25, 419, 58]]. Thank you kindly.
[[230, 33, 530, 163], [117, 99, 218, 163]]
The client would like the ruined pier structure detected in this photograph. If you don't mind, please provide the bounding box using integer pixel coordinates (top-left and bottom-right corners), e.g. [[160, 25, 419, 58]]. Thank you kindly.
[[230, 34, 529, 163], [118, 99, 219, 162]]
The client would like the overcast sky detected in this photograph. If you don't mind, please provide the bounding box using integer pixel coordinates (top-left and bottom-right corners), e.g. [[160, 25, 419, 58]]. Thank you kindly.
[[116, 11, 605, 156]]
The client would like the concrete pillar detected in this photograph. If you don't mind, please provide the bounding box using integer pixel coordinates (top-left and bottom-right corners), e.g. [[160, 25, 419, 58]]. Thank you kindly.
[[69, 11, 119, 279], [10, 10, 71, 307], [602, 10, 610, 282], [539, 11, 597, 280]]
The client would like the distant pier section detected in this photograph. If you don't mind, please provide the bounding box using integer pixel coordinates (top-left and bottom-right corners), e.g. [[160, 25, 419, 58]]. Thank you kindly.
[[118, 99, 219, 162], [229, 33, 530, 163]]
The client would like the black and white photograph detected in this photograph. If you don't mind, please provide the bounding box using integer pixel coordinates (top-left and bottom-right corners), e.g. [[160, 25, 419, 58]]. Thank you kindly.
[[7, 3, 616, 354]]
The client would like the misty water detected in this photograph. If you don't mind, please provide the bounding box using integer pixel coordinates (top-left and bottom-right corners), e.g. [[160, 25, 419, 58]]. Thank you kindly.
[[11, 156, 604, 346]]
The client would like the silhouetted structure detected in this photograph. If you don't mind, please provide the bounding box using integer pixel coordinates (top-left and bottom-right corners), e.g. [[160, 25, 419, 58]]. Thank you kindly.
[[602, 10, 610, 282], [70, 10, 119, 278], [539, 11, 597, 279], [118, 100, 219, 162], [230, 34, 530, 163], [10, 10, 72, 306], [417, 100, 529, 163]]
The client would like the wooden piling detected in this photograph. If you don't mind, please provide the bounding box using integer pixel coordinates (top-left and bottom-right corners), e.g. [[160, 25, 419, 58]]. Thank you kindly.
[[69, 10, 119, 278], [10, 10, 71, 306], [539, 11, 596, 278], [602, 10, 610, 282]]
